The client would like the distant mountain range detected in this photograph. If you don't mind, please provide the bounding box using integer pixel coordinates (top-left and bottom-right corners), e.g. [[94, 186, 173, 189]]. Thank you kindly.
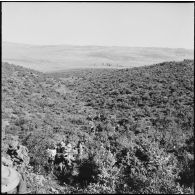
[[2, 41, 194, 72]]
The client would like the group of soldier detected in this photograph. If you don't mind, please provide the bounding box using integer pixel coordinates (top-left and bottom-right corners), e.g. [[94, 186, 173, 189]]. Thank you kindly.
[[46, 140, 84, 173]]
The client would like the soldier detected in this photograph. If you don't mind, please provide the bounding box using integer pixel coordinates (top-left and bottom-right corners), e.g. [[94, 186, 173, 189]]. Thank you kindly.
[[46, 145, 57, 172], [78, 141, 84, 159], [60, 141, 66, 153], [2, 156, 13, 167], [63, 143, 76, 166], [56, 143, 61, 153]]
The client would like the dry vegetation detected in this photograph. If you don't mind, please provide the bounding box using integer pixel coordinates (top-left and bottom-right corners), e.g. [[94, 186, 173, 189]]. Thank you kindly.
[[2, 59, 194, 194]]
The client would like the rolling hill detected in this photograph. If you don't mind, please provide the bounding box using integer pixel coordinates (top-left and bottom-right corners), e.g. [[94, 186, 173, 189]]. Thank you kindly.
[[2, 42, 194, 72]]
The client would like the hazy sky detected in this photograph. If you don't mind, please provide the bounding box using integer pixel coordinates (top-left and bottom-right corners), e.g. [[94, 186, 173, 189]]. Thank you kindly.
[[2, 2, 194, 49]]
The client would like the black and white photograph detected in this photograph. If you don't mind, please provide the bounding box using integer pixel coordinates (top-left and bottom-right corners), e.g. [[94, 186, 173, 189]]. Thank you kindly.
[[1, 1, 194, 194]]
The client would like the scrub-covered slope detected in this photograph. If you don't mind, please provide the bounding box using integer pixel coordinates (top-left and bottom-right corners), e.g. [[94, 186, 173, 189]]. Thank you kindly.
[[51, 59, 194, 193], [2, 60, 194, 194], [2, 62, 96, 193]]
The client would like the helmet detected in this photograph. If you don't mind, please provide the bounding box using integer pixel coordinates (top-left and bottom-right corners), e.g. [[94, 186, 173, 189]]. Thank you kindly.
[[1, 165, 20, 193]]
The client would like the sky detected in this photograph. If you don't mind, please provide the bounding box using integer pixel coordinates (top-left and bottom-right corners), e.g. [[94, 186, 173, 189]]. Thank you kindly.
[[2, 2, 194, 49]]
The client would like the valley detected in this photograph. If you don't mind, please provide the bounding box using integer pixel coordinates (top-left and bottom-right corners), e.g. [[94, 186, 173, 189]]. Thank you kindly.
[[2, 59, 194, 193]]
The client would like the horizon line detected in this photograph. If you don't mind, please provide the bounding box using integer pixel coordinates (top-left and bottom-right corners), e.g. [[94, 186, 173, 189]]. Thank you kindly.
[[2, 41, 194, 50]]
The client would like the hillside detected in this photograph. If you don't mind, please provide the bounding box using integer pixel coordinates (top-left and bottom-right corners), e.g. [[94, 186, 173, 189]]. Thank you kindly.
[[2, 62, 97, 193], [2, 42, 194, 72], [2, 60, 194, 194]]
